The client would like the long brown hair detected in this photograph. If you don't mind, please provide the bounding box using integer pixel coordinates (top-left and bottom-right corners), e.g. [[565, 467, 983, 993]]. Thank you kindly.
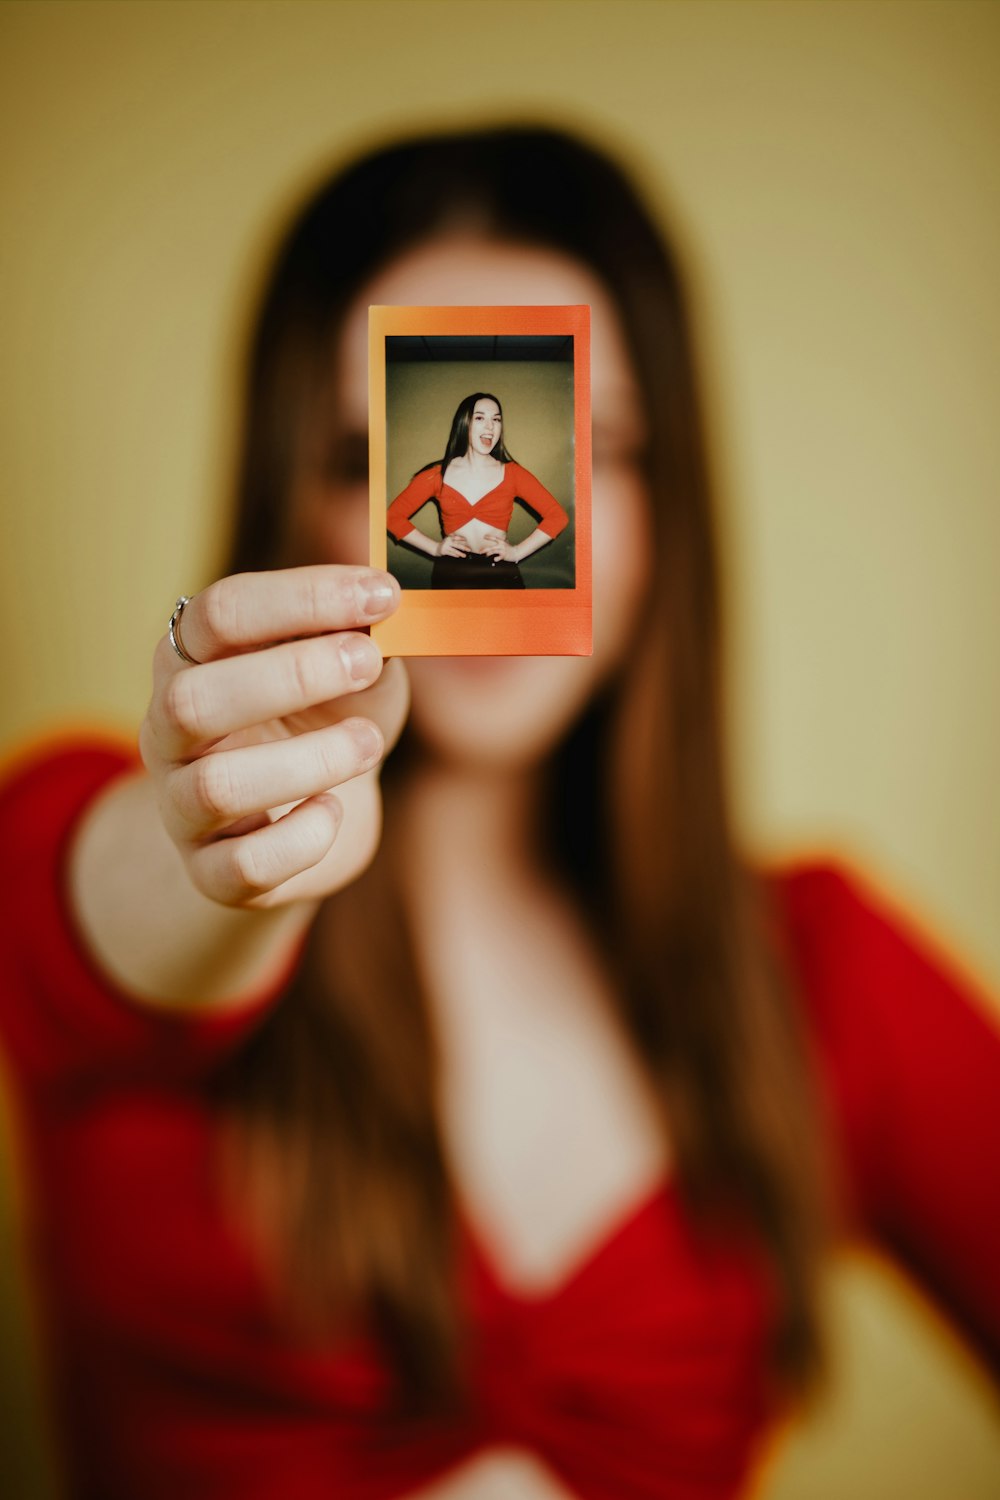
[[213, 124, 831, 1416]]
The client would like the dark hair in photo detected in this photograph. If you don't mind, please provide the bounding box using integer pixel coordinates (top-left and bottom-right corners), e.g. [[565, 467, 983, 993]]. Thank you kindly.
[[415, 390, 515, 481], [215, 123, 831, 1418], [444, 391, 514, 469]]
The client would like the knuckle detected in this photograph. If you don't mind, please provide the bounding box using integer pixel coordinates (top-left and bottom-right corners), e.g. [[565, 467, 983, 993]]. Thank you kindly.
[[187, 854, 232, 907], [199, 577, 241, 648], [160, 672, 207, 741], [327, 571, 360, 626], [297, 571, 344, 633], [231, 838, 273, 897], [288, 643, 325, 703], [190, 755, 240, 822], [305, 572, 336, 629]]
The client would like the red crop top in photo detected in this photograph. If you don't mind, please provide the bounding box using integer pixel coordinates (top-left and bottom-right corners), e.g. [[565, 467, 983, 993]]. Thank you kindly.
[[0, 743, 998, 1500], [385, 461, 570, 544]]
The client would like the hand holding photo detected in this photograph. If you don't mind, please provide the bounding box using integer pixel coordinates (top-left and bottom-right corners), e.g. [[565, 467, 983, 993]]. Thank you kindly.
[[369, 304, 591, 656]]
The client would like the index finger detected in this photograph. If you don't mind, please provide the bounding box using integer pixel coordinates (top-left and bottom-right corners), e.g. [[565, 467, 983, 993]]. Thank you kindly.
[[158, 566, 399, 668]]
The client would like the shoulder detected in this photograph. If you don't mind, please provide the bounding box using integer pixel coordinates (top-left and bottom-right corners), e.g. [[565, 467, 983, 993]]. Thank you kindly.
[[759, 856, 866, 988], [758, 854, 993, 1025], [757, 858, 870, 1075], [758, 852, 999, 1155], [757, 854, 982, 1037], [506, 460, 549, 493], [396, 463, 442, 494]]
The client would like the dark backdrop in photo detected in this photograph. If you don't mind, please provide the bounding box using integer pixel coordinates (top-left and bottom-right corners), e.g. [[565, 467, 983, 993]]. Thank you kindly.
[[385, 337, 575, 591]]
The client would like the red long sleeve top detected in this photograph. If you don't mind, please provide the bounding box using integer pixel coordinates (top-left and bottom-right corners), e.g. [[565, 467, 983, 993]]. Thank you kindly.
[[1, 743, 998, 1500], [385, 461, 570, 544]]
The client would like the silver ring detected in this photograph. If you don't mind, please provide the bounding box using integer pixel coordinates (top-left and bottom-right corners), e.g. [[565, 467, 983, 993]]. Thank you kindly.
[[168, 596, 200, 665]]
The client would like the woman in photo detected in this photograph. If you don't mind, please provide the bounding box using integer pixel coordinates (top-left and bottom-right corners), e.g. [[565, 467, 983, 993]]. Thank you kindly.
[[1, 125, 998, 1500], [386, 391, 570, 589]]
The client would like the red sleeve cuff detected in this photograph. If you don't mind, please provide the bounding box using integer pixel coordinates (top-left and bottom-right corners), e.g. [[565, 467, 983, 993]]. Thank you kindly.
[[0, 741, 295, 1097]]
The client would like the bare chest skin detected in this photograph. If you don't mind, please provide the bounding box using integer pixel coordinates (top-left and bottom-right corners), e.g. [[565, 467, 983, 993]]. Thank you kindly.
[[401, 780, 671, 1296], [396, 837, 670, 1499], [410, 858, 671, 1299], [442, 456, 505, 504], [403, 1447, 579, 1498]]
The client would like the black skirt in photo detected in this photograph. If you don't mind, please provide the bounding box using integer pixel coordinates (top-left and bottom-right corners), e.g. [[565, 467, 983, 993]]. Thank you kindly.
[[431, 555, 525, 590]]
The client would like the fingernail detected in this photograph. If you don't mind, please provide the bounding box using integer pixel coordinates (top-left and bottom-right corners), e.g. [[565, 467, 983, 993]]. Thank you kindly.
[[357, 573, 398, 617], [347, 719, 383, 765], [339, 635, 381, 683]]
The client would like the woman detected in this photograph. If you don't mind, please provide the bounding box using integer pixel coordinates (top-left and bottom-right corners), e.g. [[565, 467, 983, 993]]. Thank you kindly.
[[385, 391, 570, 590], [1, 125, 998, 1500]]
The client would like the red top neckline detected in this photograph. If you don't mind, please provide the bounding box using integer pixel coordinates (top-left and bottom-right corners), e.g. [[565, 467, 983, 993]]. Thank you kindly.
[[439, 460, 506, 506], [459, 1175, 678, 1309], [386, 460, 570, 543]]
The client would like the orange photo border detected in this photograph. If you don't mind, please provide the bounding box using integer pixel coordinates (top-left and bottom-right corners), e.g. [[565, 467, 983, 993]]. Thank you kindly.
[[369, 305, 592, 657]]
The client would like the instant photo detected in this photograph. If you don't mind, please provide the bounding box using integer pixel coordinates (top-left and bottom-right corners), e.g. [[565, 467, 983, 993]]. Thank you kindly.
[[369, 305, 591, 656]]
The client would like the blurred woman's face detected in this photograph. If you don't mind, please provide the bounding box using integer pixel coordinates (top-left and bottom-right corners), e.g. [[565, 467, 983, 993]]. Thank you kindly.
[[469, 398, 501, 457], [289, 236, 652, 771]]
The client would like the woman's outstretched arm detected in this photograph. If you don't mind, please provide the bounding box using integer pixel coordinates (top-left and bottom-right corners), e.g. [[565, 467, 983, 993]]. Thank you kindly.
[[68, 564, 409, 1011]]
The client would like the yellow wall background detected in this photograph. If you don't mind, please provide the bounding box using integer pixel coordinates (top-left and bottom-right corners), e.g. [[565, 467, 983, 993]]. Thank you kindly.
[[1, 1, 998, 1494], [386, 361, 576, 588]]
